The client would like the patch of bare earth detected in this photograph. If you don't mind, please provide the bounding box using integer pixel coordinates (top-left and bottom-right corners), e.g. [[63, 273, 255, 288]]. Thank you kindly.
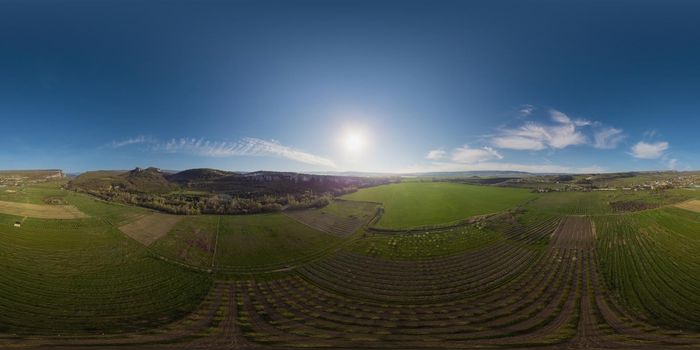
[[675, 199, 700, 213], [0, 200, 88, 219], [119, 213, 182, 246]]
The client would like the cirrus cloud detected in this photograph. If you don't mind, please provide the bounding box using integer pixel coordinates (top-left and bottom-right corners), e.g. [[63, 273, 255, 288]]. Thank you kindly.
[[593, 127, 626, 149], [110, 136, 336, 168]]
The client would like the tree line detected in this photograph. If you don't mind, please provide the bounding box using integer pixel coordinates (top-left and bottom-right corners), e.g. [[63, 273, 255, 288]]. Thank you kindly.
[[73, 187, 357, 215]]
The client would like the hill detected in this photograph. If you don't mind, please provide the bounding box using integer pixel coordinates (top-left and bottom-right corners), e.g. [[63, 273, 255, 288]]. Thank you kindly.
[[68, 167, 397, 215], [68, 167, 176, 194]]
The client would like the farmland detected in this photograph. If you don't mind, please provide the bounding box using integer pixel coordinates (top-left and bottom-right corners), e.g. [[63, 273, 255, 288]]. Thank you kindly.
[[0, 213, 210, 334], [595, 207, 700, 330], [213, 214, 342, 270], [119, 213, 182, 246], [341, 182, 535, 228], [676, 199, 700, 213], [0, 200, 87, 219], [0, 178, 699, 349]]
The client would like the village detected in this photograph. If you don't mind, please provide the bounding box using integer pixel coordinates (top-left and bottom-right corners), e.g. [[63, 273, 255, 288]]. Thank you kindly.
[[531, 172, 699, 193]]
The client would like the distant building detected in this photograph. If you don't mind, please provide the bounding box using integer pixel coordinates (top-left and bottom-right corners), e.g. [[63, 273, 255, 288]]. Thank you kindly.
[[13, 221, 21, 228]]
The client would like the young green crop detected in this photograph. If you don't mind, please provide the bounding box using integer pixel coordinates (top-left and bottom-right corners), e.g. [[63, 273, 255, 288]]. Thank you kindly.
[[213, 213, 342, 268], [595, 207, 700, 330], [342, 182, 534, 228], [0, 214, 211, 334]]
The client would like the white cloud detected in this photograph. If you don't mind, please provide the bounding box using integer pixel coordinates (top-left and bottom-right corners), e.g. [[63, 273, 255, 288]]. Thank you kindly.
[[402, 161, 604, 174], [491, 110, 587, 151], [630, 141, 669, 159], [451, 146, 503, 163], [491, 108, 628, 153], [593, 127, 625, 149], [426, 149, 446, 160], [112, 136, 336, 168]]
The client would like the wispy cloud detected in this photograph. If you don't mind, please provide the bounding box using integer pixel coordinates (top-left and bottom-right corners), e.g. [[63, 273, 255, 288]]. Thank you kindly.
[[451, 145, 503, 163], [426, 149, 446, 160], [518, 104, 535, 117], [643, 129, 658, 138], [630, 141, 669, 159], [111, 136, 336, 167], [491, 110, 588, 150], [593, 127, 625, 149], [667, 158, 678, 170], [402, 161, 604, 174], [110, 135, 154, 148]]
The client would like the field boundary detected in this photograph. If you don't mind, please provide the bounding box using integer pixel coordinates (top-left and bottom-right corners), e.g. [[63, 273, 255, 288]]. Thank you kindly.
[[211, 216, 221, 267]]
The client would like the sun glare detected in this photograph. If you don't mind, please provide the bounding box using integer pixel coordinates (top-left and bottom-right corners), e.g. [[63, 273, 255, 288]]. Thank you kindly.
[[342, 129, 366, 154]]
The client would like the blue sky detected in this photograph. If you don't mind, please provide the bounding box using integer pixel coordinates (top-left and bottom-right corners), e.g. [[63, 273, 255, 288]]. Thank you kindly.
[[0, 0, 698, 173]]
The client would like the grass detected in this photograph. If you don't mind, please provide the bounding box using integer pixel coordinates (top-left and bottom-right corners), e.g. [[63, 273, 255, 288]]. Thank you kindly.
[[0, 199, 87, 219], [348, 226, 502, 259], [341, 182, 534, 228], [150, 215, 219, 268], [595, 207, 700, 330], [318, 199, 378, 220], [4, 176, 700, 346], [0, 180, 71, 204], [525, 189, 694, 215], [213, 214, 341, 268], [0, 213, 211, 334]]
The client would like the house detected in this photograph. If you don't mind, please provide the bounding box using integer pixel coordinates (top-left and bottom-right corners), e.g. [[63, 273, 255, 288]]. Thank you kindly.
[[13, 221, 21, 228]]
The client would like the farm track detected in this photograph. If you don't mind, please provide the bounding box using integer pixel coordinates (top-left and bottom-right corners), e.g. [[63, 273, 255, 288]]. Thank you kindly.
[[4, 215, 700, 349]]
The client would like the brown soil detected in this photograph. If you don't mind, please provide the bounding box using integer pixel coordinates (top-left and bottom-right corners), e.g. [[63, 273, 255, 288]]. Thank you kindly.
[[118, 213, 182, 246], [0, 200, 88, 219]]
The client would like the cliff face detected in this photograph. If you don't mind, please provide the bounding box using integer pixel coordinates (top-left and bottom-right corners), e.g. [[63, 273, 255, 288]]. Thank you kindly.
[[0, 169, 64, 181]]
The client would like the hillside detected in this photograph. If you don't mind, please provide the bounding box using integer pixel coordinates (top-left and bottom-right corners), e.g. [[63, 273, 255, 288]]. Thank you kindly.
[[71, 167, 395, 196], [68, 167, 176, 194], [68, 167, 397, 215]]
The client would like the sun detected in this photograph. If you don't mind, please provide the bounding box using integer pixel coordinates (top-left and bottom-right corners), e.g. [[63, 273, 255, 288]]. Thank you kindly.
[[341, 129, 367, 154]]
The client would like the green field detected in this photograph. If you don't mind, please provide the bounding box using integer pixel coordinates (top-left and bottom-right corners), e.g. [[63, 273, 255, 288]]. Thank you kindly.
[[342, 182, 534, 228], [2, 177, 700, 348], [349, 225, 502, 259], [213, 213, 342, 268], [150, 215, 219, 267], [0, 180, 71, 204], [526, 189, 695, 215], [595, 207, 700, 330], [0, 213, 210, 334]]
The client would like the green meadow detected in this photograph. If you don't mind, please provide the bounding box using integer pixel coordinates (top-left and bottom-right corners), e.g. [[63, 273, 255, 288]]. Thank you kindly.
[[342, 181, 534, 228]]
